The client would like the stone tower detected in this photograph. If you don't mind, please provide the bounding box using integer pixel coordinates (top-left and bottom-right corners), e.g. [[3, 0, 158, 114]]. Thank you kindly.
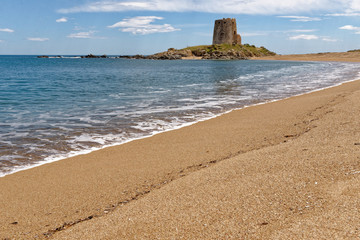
[[212, 18, 241, 45]]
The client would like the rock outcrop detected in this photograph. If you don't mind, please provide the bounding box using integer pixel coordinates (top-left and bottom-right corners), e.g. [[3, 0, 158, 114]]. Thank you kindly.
[[81, 54, 107, 58], [120, 44, 276, 60]]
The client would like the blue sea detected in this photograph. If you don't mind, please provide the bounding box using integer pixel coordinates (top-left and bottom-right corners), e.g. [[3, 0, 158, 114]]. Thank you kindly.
[[0, 55, 359, 177]]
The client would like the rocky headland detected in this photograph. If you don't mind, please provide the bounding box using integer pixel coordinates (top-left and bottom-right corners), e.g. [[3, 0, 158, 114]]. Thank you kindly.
[[120, 44, 276, 60], [37, 44, 276, 60]]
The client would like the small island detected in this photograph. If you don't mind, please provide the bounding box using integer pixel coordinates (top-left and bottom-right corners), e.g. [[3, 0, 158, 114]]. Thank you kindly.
[[120, 43, 275, 60], [122, 18, 275, 60], [115, 18, 276, 60]]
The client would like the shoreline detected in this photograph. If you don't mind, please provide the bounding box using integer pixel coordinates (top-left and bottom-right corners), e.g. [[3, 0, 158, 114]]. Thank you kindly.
[[56, 76, 360, 239], [3, 70, 360, 179], [1, 74, 360, 238]]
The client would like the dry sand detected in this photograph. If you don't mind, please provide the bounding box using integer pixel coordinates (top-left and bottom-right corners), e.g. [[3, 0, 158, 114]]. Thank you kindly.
[[252, 51, 360, 62], [1, 58, 360, 239], [181, 56, 202, 60], [54, 80, 360, 239]]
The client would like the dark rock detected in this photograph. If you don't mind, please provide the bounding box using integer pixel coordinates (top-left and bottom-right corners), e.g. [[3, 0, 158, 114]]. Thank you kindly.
[[82, 54, 97, 58], [119, 55, 146, 59], [81, 54, 109, 58]]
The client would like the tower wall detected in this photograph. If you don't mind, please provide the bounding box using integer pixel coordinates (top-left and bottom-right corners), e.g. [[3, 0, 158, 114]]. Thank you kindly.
[[212, 18, 241, 45]]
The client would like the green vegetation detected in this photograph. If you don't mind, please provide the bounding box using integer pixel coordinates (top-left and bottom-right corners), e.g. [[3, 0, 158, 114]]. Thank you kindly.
[[145, 43, 276, 60], [347, 49, 360, 53], [183, 43, 276, 58]]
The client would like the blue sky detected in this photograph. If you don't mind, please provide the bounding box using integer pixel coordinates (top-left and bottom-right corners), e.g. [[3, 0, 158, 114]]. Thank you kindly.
[[0, 0, 360, 55]]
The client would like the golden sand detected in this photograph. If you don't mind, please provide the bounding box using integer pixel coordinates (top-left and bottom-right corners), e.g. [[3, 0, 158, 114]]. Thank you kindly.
[[252, 51, 360, 62], [1, 57, 360, 239]]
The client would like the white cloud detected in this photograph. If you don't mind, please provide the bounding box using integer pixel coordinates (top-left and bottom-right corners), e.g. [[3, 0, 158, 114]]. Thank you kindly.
[[278, 16, 321, 22], [321, 37, 337, 42], [108, 16, 163, 28], [27, 37, 49, 41], [289, 34, 337, 41], [350, 0, 360, 12], [108, 16, 180, 35], [339, 25, 360, 30], [57, 0, 351, 15], [327, 12, 360, 16], [67, 31, 96, 38], [0, 40, 3, 43], [289, 34, 319, 40], [0, 28, 14, 33], [339, 25, 360, 34], [326, 0, 360, 17], [67, 31, 106, 39], [56, 17, 68, 23]]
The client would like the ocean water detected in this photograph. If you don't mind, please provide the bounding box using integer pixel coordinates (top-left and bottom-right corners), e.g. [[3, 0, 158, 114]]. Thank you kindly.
[[0, 55, 359, 176]]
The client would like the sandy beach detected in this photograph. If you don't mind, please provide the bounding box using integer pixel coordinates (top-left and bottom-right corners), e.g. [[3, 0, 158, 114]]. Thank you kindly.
[[252, 51, 360, 62], [1, 58, 360, 239]]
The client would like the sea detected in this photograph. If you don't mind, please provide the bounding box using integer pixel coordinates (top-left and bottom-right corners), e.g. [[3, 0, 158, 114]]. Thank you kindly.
[[1, 55, 360, 177]]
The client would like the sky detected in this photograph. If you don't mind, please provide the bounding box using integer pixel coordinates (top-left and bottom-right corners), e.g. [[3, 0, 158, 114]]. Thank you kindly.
[[0, 0, 360, 55]]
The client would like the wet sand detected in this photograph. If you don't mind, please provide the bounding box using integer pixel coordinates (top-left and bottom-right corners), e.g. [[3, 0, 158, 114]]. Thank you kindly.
[[252, 51, 360, 62], [1, 63, 360, 239]]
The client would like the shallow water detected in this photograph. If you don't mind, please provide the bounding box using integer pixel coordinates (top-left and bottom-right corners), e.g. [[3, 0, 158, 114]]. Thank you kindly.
[[0, 56, 359, 176]]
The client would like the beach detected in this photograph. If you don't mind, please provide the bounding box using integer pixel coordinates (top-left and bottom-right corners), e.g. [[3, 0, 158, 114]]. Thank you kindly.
[[252, 51, 360, 62], [1, 57, 360, 239]]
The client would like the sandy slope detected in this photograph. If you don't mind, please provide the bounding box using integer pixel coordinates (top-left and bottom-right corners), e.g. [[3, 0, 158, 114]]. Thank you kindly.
[[252, 51, 360, 62], [53, 79, 360, 239]]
